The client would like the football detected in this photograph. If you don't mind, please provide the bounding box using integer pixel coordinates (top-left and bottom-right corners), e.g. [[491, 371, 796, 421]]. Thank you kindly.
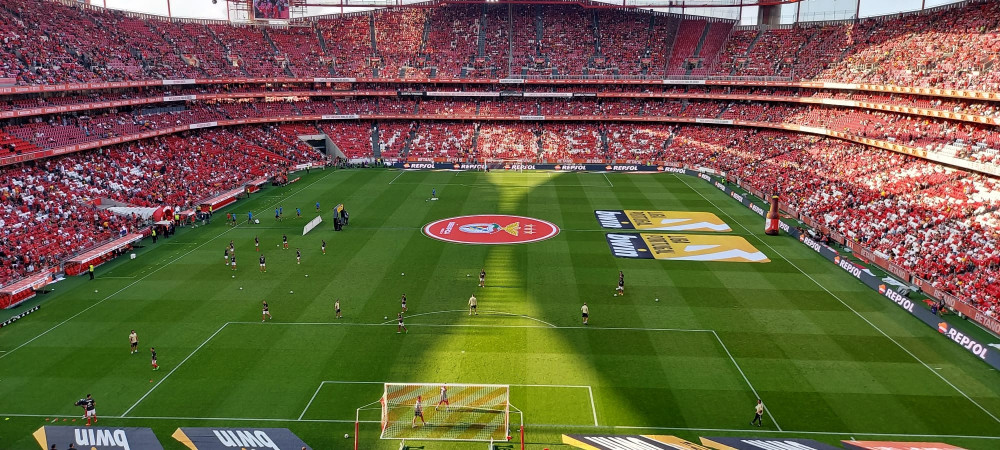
[[344, 434, 349, 439], [384, 316, 388, 320]]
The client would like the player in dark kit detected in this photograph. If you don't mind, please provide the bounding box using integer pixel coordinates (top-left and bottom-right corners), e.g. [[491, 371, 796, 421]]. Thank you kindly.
[[401, 294, 407, 312], [321, 240, 326, 255], [262, 300, 272, 322], [617, 270, 625, 296], [397, 312, 407, 333], [479, 268, 486, 287], [78, 394, 97, 426], [282, 234, 289, 249], [151, 347, 159, 370], [296, 248, 301, 264], [259, 254, 267, 273], [255, 236, 259, 252]]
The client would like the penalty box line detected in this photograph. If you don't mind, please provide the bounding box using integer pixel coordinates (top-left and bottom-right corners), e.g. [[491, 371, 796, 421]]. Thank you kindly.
[[298, 381, 598, 427], [118, 317, 760, 429]]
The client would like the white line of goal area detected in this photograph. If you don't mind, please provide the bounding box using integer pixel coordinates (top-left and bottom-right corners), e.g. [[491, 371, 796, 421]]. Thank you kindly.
[[298, 380, 598, 427], [676, 174, 1000, 427], [116, 317, 774, 430]]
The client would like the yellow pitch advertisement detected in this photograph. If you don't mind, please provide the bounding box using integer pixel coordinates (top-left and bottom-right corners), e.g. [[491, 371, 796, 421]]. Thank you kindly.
[[594, 210, 731, 232], [605, 233, 769, 263]]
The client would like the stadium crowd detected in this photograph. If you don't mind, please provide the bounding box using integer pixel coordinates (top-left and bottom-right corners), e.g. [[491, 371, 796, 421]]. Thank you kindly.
[[0, 124, 314, 285], [4, 98, 998, 169], [0, 0, 997, 87], [1, 1, 1000, 329]]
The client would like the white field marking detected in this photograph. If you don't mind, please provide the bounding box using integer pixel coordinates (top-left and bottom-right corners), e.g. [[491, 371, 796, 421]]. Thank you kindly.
[[111, 321, 738, 427], [1, 168, 336, 362], [97, 276, 136, 279], [231, 321, 714, 333], [0, 234, 241, 362], [604, 173, 614, 187], [2, 412, 998, 441], [587, 385, 599, 426], [485, 311, 557, 328], [710, 330, 781, 431], [298, 383, 326, 420], [677, 174, 1000, 425], [388, 171, 405, 185], [377, 309, 468, 324], [376, 309, 556, 328], [300, 380, 597, 426], [121, 322, 231, 417]]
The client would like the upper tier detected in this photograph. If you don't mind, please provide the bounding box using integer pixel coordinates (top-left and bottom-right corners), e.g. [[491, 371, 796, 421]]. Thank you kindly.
[[1, 0, 998, 91]]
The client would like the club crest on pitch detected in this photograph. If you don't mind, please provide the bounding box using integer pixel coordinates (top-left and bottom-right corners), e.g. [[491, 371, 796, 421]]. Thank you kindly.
[[424, 215, 559, 245]]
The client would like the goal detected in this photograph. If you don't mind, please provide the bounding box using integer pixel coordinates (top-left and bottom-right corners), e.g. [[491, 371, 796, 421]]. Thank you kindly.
[[355, 383, 524, 448]]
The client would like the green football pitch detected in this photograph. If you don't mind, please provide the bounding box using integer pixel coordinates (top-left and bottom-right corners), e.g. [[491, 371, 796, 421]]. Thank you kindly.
[[1, 169, 999, 449]]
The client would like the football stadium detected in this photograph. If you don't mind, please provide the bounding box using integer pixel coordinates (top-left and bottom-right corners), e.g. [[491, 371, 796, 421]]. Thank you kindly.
[[2, 0, 1000, 449]]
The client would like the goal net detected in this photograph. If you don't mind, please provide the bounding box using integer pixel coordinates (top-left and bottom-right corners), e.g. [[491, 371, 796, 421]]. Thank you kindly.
[[378, 383, 510, 442]]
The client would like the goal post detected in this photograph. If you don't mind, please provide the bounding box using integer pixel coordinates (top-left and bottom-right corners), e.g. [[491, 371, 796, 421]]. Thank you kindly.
[[376, 383, 511, 442]]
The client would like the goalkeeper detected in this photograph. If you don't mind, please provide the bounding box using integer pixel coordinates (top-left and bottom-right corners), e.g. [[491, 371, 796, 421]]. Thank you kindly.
[[412, 395, 426, 428]]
